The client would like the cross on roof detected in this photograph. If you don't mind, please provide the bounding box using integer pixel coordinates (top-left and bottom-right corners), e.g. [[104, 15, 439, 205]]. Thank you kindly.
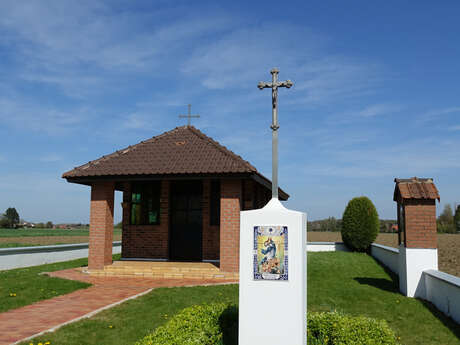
[[179, 104, 200, 126]]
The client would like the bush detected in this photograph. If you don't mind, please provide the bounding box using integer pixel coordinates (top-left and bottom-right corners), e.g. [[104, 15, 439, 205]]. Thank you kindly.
[[135, 303, 233, 345], [341, 196, 379, 252], [135, 303, 398, 345], [308, 311, 397, 345]]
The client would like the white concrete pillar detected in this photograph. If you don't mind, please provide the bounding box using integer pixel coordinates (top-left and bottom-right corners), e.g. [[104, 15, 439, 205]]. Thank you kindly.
[[399, 244, 438, 298], [239, 198, 307, 345]]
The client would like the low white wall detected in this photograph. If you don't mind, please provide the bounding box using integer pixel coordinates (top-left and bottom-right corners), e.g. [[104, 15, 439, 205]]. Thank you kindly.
[[307, 242, 349, 252], [424, 269, 460, 324], [0, 242, 122, 270], [370, 243, 399, 274]]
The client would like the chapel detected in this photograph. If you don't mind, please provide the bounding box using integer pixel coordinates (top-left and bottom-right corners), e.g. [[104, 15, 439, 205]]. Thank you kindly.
[[63, 125, 288, 273]]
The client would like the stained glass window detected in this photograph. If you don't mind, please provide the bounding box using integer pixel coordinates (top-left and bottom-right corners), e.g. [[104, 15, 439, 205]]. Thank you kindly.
[[130, 181, 161, 225]]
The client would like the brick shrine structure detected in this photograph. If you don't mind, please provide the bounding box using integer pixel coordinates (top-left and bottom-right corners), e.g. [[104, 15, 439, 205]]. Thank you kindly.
[[393, 177, 440, 297], [63, 126, 288, 272]]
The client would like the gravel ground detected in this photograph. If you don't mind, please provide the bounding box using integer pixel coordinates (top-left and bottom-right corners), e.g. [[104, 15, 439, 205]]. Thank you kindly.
[[307, 232, 460, 277]]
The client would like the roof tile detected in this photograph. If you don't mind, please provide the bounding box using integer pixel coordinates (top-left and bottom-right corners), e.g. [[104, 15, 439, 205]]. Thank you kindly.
[[393, 177, 440, 201], [63, 125, 258, 178]]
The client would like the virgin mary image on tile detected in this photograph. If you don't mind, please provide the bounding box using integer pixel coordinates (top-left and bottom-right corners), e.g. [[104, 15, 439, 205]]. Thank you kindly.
[[253, 226, 288, 280]]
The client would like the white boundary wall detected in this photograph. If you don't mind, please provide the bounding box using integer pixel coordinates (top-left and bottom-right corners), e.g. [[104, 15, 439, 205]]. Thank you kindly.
[[0, 242, 122, 270], [307, 242, 349, 252], [307, 241, 460, 325], [424, 269, 460, 324], [370, 243, 399, 274]]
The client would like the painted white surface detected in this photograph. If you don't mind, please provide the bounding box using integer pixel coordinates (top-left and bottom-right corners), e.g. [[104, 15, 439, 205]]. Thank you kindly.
[[370, 243, 399, 274], [307, 242, 348, 252], [398, 245, 438, 298], [424, 269, 460, 324], [239, 198, 307, 345], [0, 242, 121, 270]]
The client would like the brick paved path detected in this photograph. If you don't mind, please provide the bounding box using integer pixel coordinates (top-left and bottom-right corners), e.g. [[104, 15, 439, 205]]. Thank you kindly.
[[0, 268, 238, 345]]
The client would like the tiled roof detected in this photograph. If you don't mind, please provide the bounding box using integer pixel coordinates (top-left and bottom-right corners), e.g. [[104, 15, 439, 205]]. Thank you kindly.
[[393, 177, 440, 201], [63, 126, 258, 178]]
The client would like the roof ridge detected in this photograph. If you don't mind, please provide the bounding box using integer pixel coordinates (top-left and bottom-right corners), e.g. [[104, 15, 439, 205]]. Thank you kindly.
[[63, 127, 187, 175], [186, 126, 257, 172]]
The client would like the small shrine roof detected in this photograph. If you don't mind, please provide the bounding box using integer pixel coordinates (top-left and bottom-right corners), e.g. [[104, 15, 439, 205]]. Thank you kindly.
[[393, 177, 440, 202]]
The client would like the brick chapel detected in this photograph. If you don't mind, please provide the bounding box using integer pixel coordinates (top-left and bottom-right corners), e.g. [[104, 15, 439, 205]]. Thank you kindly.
[[63, 125, 288, 273]]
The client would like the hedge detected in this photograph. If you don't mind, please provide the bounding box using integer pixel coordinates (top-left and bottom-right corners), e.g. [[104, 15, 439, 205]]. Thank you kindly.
[[341, 196, 380, 252], [135, 303, 398, 345]]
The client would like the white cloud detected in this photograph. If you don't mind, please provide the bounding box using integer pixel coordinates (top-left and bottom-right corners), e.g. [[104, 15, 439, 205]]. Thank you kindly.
[[419, 107, 460, 123], [0, 97, 91, 135], [39, 154, 62, 162], [181, 25, 381, 105], [357, 104, 402, 118]]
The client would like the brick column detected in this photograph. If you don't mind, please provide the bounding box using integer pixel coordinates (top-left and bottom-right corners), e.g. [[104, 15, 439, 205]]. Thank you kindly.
[[394, 177, 440, 298], [404, 199, 437, 248], [88, 181, 115, 270], [121, 182, 131, 259], [220, 179, 241, 272]]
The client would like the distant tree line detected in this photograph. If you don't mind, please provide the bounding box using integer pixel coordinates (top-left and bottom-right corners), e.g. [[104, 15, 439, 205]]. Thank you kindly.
[[0, 207, 20, 228], [307, 204, 460, 234], [307, 217, 396, 233], [437, 204, 460, 234]]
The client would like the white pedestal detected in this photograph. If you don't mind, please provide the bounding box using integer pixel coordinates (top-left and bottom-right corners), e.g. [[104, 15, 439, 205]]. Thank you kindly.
[[239, 198, 307, 345], [398, 244, 438, 298]]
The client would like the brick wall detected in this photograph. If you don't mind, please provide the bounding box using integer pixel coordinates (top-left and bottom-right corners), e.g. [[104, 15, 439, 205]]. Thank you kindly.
[[122, 180, 170, 259], [404, 199, 437, 249], [220, 179, 242, 272], [202, 180, 220, 260], [88, 181, 115, 270]]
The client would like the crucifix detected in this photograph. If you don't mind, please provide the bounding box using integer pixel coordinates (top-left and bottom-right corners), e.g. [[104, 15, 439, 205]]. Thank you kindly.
[[179, 104, 200, 126], [258, 68, 293, 199]]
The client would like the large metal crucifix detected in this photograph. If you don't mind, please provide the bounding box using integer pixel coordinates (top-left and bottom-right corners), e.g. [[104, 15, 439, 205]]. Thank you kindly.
[[179, 104, 200, 126], [258, 68, 293, 199]]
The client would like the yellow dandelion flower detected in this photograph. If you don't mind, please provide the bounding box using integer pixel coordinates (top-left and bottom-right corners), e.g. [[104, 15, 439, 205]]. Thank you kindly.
[[38, 343, 43, 345], [108, 325, 113, 329], [45, 342, 50, 345]]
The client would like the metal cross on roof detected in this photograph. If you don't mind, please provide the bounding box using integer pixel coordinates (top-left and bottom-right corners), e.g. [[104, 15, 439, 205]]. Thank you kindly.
[[258, 68, 293, 199], [179, 104, 200, 126]]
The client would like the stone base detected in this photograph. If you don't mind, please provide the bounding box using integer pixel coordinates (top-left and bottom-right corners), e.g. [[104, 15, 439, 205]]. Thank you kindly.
[[81, 261, 239, 280], [399, 245, 438, 298]]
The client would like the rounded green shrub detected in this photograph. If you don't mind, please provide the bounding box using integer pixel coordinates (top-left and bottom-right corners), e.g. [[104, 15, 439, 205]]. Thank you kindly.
[[135, 303, 398, 345], [341, 196, 379, 252], [308, 311, 397, 345]]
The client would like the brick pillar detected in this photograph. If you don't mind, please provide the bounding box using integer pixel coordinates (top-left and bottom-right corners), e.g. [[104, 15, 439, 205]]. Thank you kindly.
[[89, 181, 115, 270], [220, 179, 241, 272], [121, 182, 131, 259], [394, 177, 440, 298], [404, 199, 437, 248]]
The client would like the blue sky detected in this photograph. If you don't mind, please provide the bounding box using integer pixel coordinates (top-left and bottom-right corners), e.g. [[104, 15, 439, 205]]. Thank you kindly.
[[1, 1, 459, 223]]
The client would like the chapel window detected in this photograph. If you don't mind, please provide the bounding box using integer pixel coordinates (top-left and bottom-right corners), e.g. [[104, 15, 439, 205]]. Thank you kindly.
[[130, 181, 161, 225]]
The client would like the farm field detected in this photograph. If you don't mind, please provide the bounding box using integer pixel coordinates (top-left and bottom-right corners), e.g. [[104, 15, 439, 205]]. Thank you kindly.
[[0, 228, 122, 248], [308, 232, 460, 277]]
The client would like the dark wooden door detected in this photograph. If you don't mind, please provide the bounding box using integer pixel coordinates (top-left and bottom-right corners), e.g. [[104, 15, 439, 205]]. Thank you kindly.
[[170, 181, 203, 261]]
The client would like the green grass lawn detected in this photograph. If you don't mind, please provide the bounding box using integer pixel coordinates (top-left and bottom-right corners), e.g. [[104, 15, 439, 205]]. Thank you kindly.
[[0, 228, 90, 237], [0, 228, 122, 237], [0, 254, 120, 313], [0, 242, 64, 248], [11, 252, 460, 345]]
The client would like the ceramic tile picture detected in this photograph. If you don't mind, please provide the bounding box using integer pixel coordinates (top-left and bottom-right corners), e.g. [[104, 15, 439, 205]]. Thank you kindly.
[[253, 225, 288, 280]]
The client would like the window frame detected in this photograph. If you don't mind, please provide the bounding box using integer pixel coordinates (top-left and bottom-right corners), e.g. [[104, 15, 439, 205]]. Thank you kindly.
[[130, 181, 161, 226]]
